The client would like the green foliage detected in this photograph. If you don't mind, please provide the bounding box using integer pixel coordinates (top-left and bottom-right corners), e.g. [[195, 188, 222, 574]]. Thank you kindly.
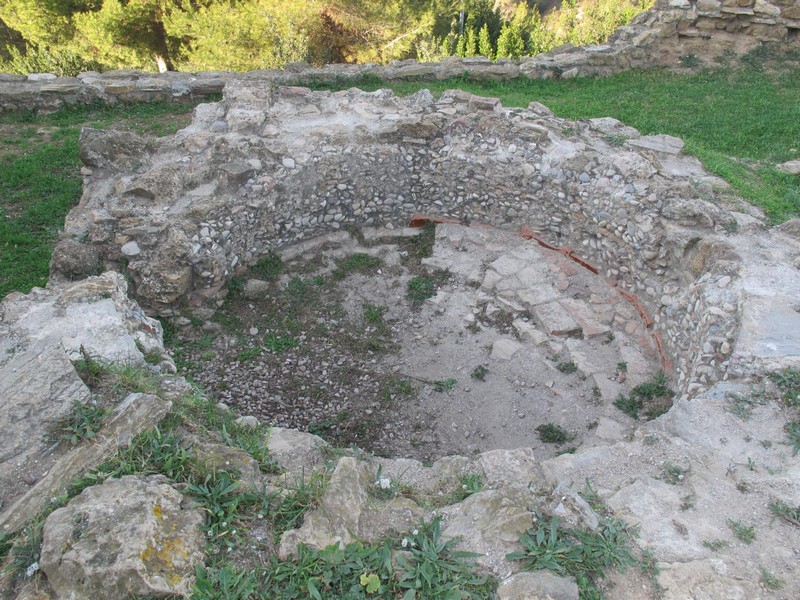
[[536, 423, 574, 444], [331, 252, 384, 280], [759, 566, 785, 590], [660, 463, 690, 485], [470, 365, 488, 381], [251, 252, 284, 282], [768, 499, 800, 528], [507, 514, 637, 598], [264, 332, 299, 355], [770, 367, 800, 407], [55, 400, 110, 445], [269, 471, 329, 540], [193, 563, 260, 600], [432, 378, 456, 392], [187, 471, 253, 539], [614, 373, 672, 420], [220, 423, 281, 474], [702, 538, 729, 551], [726, 519, 756, 544], [556, 361, 578, 374], [406, 275, 438, 306], [0, 42, 102, 76]]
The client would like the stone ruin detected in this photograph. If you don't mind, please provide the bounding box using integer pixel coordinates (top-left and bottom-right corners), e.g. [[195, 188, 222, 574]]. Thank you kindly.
[[1, 3, 800, 597], [0, 77, 793, 598], [1, 0, 798, 112]]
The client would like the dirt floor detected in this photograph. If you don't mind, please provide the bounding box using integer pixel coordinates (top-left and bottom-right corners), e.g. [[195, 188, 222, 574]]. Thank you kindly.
[[168, 223, 664, 462]]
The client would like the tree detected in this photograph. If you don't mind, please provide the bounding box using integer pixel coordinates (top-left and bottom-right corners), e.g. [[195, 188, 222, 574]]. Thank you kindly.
[[477, 22, 493, 59]]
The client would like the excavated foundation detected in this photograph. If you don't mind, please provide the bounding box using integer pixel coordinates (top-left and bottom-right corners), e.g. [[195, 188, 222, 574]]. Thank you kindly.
[[57, 83, 742, 401]]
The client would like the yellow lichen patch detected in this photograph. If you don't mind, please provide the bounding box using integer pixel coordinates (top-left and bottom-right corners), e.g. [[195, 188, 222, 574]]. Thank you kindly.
[[152, 503, 164, 520], [140, 533, 193, 588]]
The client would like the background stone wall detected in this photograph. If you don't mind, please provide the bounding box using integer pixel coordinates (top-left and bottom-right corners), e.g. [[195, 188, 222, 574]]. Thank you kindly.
[[1, 0, 797, 112]]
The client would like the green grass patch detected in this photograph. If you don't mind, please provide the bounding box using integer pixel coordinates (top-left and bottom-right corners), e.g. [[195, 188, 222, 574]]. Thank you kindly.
[[536, 423, 574, 444]]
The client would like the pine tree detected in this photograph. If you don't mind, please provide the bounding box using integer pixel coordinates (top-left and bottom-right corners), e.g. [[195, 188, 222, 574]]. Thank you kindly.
[[477, 22, 493, 60]]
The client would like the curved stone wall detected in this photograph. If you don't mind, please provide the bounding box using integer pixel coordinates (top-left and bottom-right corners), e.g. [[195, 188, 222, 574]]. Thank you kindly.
[[1, 0, 797, 113], [56, 83, 742, 398]]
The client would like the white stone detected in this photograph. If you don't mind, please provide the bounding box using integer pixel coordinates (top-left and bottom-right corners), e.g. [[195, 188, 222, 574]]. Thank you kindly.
[[491, 338, 523, 360], [120, 241, 141, 257]]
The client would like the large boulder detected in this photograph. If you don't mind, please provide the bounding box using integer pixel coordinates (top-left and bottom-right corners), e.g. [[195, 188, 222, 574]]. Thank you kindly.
[[40, 475, 205, 599]]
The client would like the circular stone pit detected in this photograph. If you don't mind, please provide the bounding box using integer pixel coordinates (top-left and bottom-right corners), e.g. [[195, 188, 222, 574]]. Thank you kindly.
[[173, 222, 663, 461]]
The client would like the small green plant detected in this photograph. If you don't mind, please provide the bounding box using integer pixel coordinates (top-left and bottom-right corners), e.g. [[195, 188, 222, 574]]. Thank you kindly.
[[55, 400, 110, 445], [72, 345, 108, 388], [251, 252, 283, 282], [724, 391, 767, 420], [759, 566, 785, 590], [613, 373, 672, 420], [188, 471, 252, 540], [556, 361, 578, 374], [770, 367, 800, 407], [660, 463, 690, 485], [432, 378, 457, 393], [381, 377, 416, 401], [3, 522, 44, 586], [726, 519, 756, 544], [470, 365, 488, 381], [363, 303, 387, 327], [371, 465, 399, 500], [406, 275, 437, 306], [134, 339, 162, 365], [220, 423, 281, 474], [616, 361, 628, 373], [702, 538, 729, 552], [269, 471, 329, 540], [264, 332, 299, 355], [332, 253, 383, 280], [536, 423, 574, 444], [507, 514, 637, 598], [236, 346, 262, 362], [193, 563, 260, 599], [396, 516, 494, 599], [768, 499, 800, 528]]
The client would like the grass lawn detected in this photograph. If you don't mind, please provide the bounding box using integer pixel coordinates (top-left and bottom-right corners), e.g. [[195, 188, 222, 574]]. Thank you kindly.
[[1, 58, 798, 299]]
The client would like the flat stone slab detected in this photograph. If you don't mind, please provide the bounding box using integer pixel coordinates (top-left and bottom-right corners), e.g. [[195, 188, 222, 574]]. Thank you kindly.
[[626, 134, 684, 155], [533, 301, 582, 336], [491, 338, 523, 360]]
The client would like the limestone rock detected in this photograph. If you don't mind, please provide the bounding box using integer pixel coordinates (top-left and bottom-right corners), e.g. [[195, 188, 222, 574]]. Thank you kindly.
[[491, 338, 523, 360], [776, 160, 800, 175], [497, 571, 580, 600], [49, 238, 100, 280], [267, 427, 328, 476], [441, 486, 536, 576], [278, 457, 426, 559], [40, 475, 204, 599]]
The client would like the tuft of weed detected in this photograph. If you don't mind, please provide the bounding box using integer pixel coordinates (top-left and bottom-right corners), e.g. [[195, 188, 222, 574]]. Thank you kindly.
[[660, 463, 690, 485], [556, 361, 578, 374], [193, 564, 260, 599], [759, 566, 785, 590], [220, 423, 281, 475], [536, 423, 574, 444], [406, 275, 437, 306], [726, 519, 756, 544], [268, 471, 329, 541], [251, 252, 283, 282], [263, 332, 299, 355], [613, 373, 672, 420], [785, 420, 800, 456], [432, 378, 457, 393], [470, 365, 488, 381], [53, 400, 110, 446], [768, 499, 800, 528], [702, 538, 729, 552], [331, 253, 383, 280], [507, 513, 637, 599]]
